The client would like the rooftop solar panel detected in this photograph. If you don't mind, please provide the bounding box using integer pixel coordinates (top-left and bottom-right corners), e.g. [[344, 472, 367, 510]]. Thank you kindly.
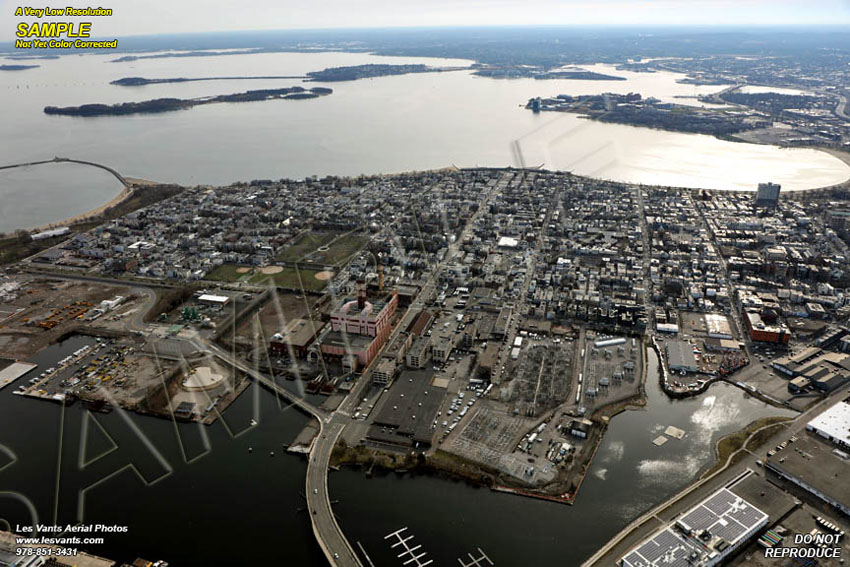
[[620, 488, 768, 567]]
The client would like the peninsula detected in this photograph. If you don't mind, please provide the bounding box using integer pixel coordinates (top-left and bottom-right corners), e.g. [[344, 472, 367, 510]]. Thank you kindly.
[[305, 63, 466, 81], [473, 64, 626, 80], [526, 92, 764, 136]]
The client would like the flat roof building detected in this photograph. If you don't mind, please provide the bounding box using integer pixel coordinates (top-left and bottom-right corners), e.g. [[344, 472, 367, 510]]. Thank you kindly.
[[330, 289, 398, 341], [766, 435, 850, 517], [806, 399, 850, 450], [755, 182, 781, 207], [666, 339, 698, 373], [406, 336, 431, 369], [743, 310, 790, 344], [198, 293, 230, 307], [370, 369, 445, 446], [432, 334, 455, 365], [620, 488, 768, 567], [320, 288, 399, 370], [494, 306, 512, 337], [269, 318, 324, 357], [372, 358, 397, 386], [705, 313, 733, 340]]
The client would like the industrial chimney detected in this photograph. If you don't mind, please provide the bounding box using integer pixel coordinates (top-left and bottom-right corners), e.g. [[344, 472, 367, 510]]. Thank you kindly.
[[357, 279, 366, 309]]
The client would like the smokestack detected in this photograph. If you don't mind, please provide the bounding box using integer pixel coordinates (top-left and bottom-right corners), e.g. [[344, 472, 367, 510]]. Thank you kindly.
[[357, 279, 366, 309], [378, 264, 384, 292]]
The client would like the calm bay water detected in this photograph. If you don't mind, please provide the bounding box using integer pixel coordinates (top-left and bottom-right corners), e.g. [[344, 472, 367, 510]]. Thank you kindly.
[[0, 341, 794, 565], [0, 50, 848, 232]]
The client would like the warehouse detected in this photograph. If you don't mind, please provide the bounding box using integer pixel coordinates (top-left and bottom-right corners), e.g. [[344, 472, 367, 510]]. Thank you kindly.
[[666, 339, 698, 373], [620, 488, 768, 567], [806, 399, 850, 450], [766, 435, 850, 517]]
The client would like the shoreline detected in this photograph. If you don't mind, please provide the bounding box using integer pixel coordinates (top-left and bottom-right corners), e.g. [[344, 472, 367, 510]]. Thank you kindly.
[[331, 340, 651, 504], [0, 160, 165, 236], [27, 184, 132, 234], [4, 137, 848, 236]]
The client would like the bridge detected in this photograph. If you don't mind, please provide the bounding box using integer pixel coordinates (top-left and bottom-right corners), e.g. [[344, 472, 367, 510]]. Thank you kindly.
[[201, 340, 364, 567]]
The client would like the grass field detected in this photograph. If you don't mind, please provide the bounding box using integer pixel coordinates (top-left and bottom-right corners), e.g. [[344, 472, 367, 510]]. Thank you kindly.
[[316, 234, 371, 265], [248, 266, 329, 291], [277, 232, 337, 262], [205, 264, 252, 282], [277, 231, 370, 267], [205, 264, 329, 291]]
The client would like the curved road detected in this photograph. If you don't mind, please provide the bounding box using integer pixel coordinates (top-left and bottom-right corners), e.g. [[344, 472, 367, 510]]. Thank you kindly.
[[0, 157, 131, 188], [308, 419, 363, 567], [200, 339, 363, 567]]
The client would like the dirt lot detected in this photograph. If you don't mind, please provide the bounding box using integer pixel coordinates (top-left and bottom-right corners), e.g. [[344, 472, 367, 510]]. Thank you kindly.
[[0, 276, 135, 358], [237, 290, 323, 341]]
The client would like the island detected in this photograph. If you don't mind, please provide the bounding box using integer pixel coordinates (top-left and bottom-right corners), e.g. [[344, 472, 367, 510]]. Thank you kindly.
[[0, 64, 39, 71], [43, 86, 332, 117], [110, 75, 307, 86]]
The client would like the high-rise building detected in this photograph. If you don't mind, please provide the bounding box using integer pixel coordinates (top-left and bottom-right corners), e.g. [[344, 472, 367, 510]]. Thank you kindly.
[[755, 182, 781, 207]]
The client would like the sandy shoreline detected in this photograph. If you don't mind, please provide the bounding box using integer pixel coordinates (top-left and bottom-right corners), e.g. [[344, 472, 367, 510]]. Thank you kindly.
[[26, 184, 133, 234]]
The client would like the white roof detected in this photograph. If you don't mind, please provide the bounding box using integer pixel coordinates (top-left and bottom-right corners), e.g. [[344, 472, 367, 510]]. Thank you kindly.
[[498, 236, 519, 248], [808, 401, 850, 448], [198, 294, 229, 303]]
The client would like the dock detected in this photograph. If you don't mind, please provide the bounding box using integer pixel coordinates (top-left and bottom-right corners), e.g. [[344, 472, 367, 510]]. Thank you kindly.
[[0, 361, 37, 391]]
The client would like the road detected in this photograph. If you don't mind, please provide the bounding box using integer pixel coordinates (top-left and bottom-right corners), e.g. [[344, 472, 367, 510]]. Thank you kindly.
[[0, 157, 131, 188], [836, 89, 849, 121], [197, 338, 364, 566], [307, 418, 363, 567]]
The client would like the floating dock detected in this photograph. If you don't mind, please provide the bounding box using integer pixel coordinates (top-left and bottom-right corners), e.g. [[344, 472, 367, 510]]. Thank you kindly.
[[0, 361, 37, 391]]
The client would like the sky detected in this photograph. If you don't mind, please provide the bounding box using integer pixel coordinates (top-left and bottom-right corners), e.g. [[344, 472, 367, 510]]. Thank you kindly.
[[3, 0, 850, 41]]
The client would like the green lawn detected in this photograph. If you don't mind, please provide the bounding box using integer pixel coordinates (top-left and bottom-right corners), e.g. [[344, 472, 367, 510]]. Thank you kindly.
[[248, 266, 329, 291], [315, 234, 371, 266], [277, 231, 371, 267], [205, 264, 253, 282], [277, 232, 337, 262]]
